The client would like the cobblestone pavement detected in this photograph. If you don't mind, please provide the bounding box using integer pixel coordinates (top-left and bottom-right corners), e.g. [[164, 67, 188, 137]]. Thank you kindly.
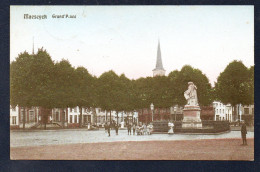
[[10, 138, 254, 160], [10, 129, 254, 147]]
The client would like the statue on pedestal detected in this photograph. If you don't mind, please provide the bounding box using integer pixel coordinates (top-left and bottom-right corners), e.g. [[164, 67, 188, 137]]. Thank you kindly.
[[184, 82, 198, 106]]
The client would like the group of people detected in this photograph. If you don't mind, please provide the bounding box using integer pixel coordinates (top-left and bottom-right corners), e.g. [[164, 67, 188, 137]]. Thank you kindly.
[[104, 122, 119, 137], [127, 123, 153, 135], [104, 122, 153, 136], [136, 123, 153, 135], [105, 120, 248, 146], [128, 123, 153, 135]]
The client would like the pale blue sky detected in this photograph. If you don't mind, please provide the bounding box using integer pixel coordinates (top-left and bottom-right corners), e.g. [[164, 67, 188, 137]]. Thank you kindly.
[[10, 6, 254, 86]]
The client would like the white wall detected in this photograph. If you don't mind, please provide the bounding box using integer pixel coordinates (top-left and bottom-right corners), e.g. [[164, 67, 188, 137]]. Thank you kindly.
[[10, 105, 19, 125]]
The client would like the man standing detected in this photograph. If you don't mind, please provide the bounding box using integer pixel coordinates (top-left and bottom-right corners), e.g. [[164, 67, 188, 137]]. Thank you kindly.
[[241, 121, 247, 145], [128, 123, 132, 135], [107, 122, 111, 137], [104, 122, 107, 133], [115, 124, 119, 135], [133, 124, 136, 135]]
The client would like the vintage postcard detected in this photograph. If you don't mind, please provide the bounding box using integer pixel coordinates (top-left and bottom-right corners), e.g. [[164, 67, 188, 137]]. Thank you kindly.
[[10, 6, 254, 160]]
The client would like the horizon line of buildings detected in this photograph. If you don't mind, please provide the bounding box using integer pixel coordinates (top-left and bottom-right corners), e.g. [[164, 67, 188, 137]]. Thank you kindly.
[[10, 101, 254, 129]]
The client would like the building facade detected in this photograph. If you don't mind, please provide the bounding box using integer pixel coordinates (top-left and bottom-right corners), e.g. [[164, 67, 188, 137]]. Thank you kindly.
[[241, 104, 254, 126], [213, 101, 232, 121], [10, 105, 19, 129]]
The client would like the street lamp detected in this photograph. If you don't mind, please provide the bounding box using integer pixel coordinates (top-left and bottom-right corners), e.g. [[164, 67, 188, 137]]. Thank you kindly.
[[174, 106, 177, 121], [150, 103, 154, 122]]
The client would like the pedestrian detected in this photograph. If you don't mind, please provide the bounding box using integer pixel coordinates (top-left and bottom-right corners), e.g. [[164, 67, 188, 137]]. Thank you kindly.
[[128, 123, 132, 135], [104, 122, 107, 133], [115, 124, 119, 135], [107, 123, 111, 137], [241, 121, 247, 145], [143, 124, 147, 135], [133, 124, 136, 135]]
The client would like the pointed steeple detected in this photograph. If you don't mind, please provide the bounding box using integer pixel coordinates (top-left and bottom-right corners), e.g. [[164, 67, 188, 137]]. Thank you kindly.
[[155, 40, 164, 70], [153, 40, 166, 77]]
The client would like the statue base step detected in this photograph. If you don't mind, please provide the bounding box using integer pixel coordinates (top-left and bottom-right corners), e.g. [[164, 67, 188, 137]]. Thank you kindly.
[[182, 105, 202, 129]]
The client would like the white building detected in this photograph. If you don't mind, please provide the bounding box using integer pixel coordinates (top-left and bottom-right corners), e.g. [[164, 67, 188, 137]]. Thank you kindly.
[[213, 101, 233, 121], [10, 105, 19, 127], [225, 104, 233, 122], [10, 105, 139, 128], [67, 107, 93, 127]]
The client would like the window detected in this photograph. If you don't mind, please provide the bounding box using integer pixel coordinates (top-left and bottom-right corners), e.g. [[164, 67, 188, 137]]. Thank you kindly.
[[12, 107, 16, 112], [74, 107, 77, 112], [20, 110, 24, 122], [12, 116, 16, 125], [29, 110, 35, 122], [56, 112, 59, 121], [84, 115, 88, 124], [244, 108, 249, 114], [74, 115, 77, 123], [70, 108, 72, 112], [216, 115, 219, 121], [70, 115, 73, 123]]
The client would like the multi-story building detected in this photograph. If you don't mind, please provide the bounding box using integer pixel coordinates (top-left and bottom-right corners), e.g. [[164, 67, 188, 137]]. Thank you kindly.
[[19, 106, 40, 128], [67, 107, 93, 127], [225, 104, 233, 122], [241, 104, 254, 126], [10, 105, 19, 129], [213, 101, 232, 121]]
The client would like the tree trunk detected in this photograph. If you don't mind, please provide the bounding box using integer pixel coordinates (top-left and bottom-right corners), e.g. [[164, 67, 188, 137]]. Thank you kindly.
[[23, 107, 26, 129], [66, 107, 68, 128], [62, 108, 65, 128], [110, 111, 112, 124], [79, 107, 83, 128], [116, 111, 118, 125], [132, 111, 134, 124], [122, 111, 124, 123], [105, 111, 107, 122], [234, 104, 237, 122], [92, 107, 97, 125], [43, 112, 47, 130], [159, 107, 161, 121]]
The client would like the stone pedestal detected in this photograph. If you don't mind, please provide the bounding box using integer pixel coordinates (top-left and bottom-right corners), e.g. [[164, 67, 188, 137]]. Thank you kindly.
[[182, 105, 202, 128]]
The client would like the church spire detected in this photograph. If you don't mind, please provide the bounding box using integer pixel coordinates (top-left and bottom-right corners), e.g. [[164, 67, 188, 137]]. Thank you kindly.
[[153, 40, 166, 77], [155, 40, 164, 70]]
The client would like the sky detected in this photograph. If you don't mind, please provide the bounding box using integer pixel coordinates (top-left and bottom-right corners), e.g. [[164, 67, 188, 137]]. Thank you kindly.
[[10, 6, 254, 86]]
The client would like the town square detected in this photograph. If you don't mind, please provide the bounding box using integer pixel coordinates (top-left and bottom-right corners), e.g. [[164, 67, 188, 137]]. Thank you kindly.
[[10, 6, 254, 160]]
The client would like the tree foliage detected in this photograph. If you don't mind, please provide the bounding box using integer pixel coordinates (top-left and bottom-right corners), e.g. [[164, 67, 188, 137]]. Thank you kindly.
[[11, 48, 254, 128], [215, 60, 253, 106], [168, 65, 213, 106]]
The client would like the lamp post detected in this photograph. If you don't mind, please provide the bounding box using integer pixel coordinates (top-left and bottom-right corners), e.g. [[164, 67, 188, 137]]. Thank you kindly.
[[150, 103, 154, 122], [174, 106, 177, 122]]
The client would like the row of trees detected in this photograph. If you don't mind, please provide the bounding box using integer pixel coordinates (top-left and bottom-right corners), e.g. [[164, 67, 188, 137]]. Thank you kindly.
[[10, 48, 254, 129]]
